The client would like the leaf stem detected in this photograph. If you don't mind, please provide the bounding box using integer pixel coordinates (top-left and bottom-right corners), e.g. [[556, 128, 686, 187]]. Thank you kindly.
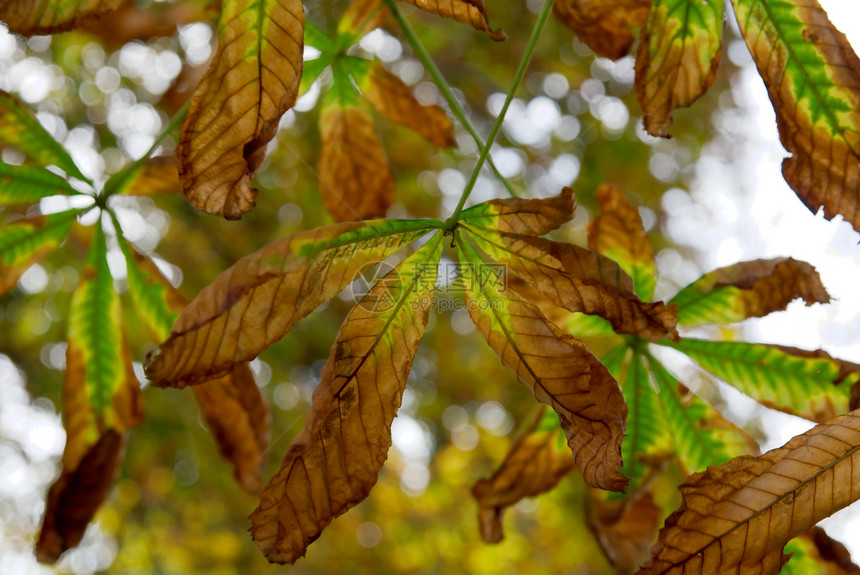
[[446, 0, 555, 226], [383, 0, 519, 198]]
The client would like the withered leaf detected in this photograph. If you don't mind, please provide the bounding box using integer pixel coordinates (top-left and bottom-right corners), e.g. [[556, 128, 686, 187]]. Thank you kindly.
[[361, 61, 456, 148], [588, 183, 657, 301], [250, 234, 442, 564], [637, 410, 860, 575], [338, 0, 388, 42], [144, 219, 436, 387], [125, 248, 270, 492], [193, 365, 271, 492], [115, 156, 182, 196], [635, 0, 724, 137], [670, 257, 830, 326], [397, 0, 506, 41], [460, 186, 575, 236], [0, 0, 125, 35], [461, 224, 679, 341], [456, 236, 628, 491], [317, 103, 394, 222], [178, 0, 303, 219], [553, 0, 650, 60], [472, 407, 575, 543], [730, 0, 860, 232], [36, 430, 124, 563], [587, 491, 662, 574]]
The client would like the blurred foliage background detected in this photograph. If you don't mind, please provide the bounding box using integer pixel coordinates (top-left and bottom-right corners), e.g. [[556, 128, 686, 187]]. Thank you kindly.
[[3, 0, 848, 573]]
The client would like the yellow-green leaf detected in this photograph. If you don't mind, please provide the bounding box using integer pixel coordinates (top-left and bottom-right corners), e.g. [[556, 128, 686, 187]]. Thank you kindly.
[[337, 0, 387, 45], [0, 91, 88, 182], [0, 211, 77, 296], [587, 183, 657, 301], [144, 219, 438, 387], [317, 100, 394, 222], [730, 0, 860, 232], [461, 186, 575, 236], [668, 339, 856, 424], [669, 257, 830, 326], [456, 235, 628, 491], [637, 410, 860, 575], [251, 233, 442, 564], [361, 61, 456, 148], [0, 0, 124, 35], [178, 0, 303, 219], [397, 0, 506, 41], [0, 163, 80, 206], [635, 0, 724, 136], [553, 0, 650, 60]]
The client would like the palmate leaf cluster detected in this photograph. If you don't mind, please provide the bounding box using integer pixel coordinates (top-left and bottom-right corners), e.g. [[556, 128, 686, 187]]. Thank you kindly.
[[2, 0, 860, 573]]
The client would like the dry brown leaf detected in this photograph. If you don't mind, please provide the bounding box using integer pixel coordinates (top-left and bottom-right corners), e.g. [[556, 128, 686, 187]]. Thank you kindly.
[[472, 407, 575, 543], [803, 527, 860, 573], [178, 0, 303, 219], [36, 430, 125, 563], [317, 104, 394, 222], [80, 1, 208, 47], [637, 410, 860, 575], [193, 364, 270, 492], [587, 491, 662, 574], [361, 62, 456, 148], [671, 257, 830, 326], [635, 0, 723, 136], [144, 219, 434, 387], [462, 225, 679, 341], [397, 0, 506, 40], [460, 186, 576, 236], [250, 235, 442, 564], [553, 0, 650, 60], [457, 237, 628, 491], [0, 0, 125, 35], [730, 0, 860, 232]]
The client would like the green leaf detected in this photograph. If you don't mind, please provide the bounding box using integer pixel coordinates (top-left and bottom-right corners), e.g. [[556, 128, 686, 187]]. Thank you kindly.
[[116, 238, 178, 342], [305, 20, 336, 52], [669, 258, 829, 326], [0, 91, 89, 182], [619, 352, 669, 489], [0, 163, 81, 206], [0, 211, 78, 267], [666, 338, 854, 423], [68, 222, 126, 416], [648, 356, 744, 474]]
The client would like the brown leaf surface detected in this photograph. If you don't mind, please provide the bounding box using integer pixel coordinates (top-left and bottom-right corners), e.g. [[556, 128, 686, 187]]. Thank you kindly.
[[637, 410, 860, 575], [731, 0, 860, 232], [0, 0, 125, 35], [81, 1, 207, 47], [472, 407, 575, 543], [36, 430, 124, 563], [397, 0, 506, 41], [553, 0, 650, 60], [178, 0, 303, 219], [803, 527, 860, 573], [250, 235, 442, 564], [458, 238, 628, 491], [462, 225, 679, 341], [317, 104, 394, 222], [634, 0, 723, 136], [129, 249, 270, 492], [144, 219, 433, 387], [122, 157, 182, 196], [193, 365, 270, 492], [587, 491, 662, 574], [461, 186, 576, 236], [361, 62, 456, 148]]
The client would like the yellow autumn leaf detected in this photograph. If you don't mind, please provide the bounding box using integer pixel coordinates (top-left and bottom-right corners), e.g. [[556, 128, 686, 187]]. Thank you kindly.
[[397, 0, 506, 40], [178, 0, 303, 219]]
